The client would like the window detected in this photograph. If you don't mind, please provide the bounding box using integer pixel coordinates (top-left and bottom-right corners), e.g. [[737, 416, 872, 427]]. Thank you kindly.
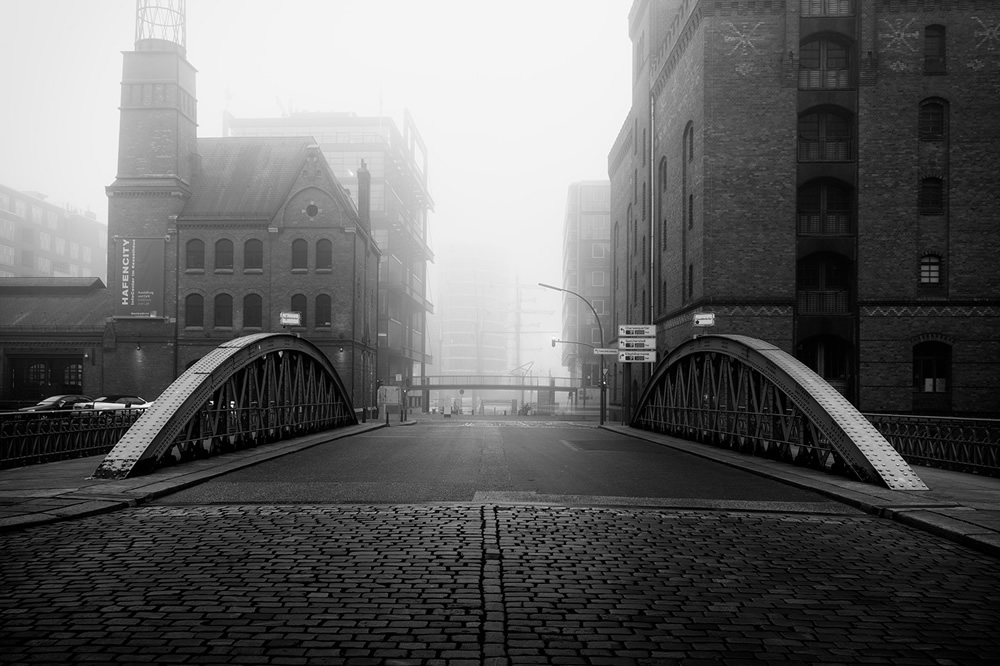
[[316, 294, 332, 327], [688, 265, 694, 300], [799, 39, 850, 89], [919, 255, 942, 284], [592, 244, 606, 259], [924, 25, 946, 74], [292, 239, 308, 270], [593, 299, 606, 315], [798, 110, 852, 160], [186, 239, 204, 270], [185, 294, 204, 327], [316, 239, 333, 270], [797, 254, 851, 314], [215, 239, 234, 271], [244, 239, 263, 271], [64, 363, 83, 388], [798, 181, 852, 235], [918, 99, 947, 141], [919, 178, 945, 215], [684, 122, 694, 162], [913, 341, 950, 393], [27, 363, 47, 385], [243, 294, 262, 328], [214, 294, 233, 328], [290, 294, 307, 326], [687, 194, 694, 230], [592, 271, 606, 287]]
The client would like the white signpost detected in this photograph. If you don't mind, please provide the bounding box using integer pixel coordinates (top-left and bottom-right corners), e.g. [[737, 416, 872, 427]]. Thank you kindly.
[[693, 312, 716, 327], [594, 348, 619, 355], [618, 324, 657, 363], [279, 311, 302, 327]]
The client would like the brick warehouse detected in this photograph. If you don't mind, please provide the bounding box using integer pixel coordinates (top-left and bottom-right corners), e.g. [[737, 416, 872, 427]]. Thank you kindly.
[[0, 7, 379, 411], [608, 0, 1000, 418]]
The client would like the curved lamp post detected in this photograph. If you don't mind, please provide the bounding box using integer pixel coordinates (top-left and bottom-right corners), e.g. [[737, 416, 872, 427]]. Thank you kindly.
[[539, 282, 606, 425]]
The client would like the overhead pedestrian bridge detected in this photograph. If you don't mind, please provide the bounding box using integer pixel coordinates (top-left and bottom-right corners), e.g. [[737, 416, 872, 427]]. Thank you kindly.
[[631, 334, 928, 491], [93, 333, 356, 479]]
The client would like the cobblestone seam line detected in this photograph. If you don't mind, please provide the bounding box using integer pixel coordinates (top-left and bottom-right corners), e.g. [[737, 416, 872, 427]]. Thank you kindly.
[[481, 505, 508, 666]]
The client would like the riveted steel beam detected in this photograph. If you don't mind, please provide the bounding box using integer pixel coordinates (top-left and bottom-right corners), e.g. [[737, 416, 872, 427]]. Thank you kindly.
[[93, 333, 356, 479], [632, 334, 927, 490]]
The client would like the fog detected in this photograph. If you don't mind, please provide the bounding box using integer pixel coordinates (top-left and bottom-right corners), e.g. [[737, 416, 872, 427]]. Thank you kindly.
[[0, 0, 633, 376]]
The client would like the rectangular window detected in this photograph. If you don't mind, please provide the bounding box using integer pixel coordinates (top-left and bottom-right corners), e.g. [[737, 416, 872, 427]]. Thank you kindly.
[[593, 299, 606, 315], [592, 271, 606, 287], [31, 206, 43, 224], [14, 200, 26, 217], [0, 219, 14, 240], [592, 244, 605, 259], [55, 238, 66, 255], [37, 256, 52, 273]]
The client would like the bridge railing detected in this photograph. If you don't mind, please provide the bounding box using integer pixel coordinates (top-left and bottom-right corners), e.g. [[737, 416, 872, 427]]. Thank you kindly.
[[865, 413, 1000, 477], [0, 409, 145, 469], [412, 375, 580, 390]]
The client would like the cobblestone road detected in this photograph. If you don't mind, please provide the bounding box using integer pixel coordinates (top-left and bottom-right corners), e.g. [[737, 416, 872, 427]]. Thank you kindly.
[[2, 504, 998, 665]]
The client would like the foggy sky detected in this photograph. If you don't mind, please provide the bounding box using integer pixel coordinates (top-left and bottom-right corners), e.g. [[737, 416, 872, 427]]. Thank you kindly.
[[0, 0, 633, 374]]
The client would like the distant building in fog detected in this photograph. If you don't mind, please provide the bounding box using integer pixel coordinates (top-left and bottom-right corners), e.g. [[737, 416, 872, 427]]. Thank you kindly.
[[223, 111, 434, 412], [559, 181, 611, 391], [609, 0, 1000, 418], [0, 184, 107, 281]]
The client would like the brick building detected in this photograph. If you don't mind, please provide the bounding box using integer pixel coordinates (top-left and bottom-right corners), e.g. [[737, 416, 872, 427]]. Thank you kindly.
[[0, 5, 379, 410], [223, 111, 434, 412], [610, 0, 1000, 417]]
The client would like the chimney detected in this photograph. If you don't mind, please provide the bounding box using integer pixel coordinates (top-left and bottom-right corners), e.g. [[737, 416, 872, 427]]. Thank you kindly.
[[357, 159, 371, 232]]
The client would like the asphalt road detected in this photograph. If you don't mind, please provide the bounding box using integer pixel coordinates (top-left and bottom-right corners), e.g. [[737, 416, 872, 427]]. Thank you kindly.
[[155, 420, 840, 507]]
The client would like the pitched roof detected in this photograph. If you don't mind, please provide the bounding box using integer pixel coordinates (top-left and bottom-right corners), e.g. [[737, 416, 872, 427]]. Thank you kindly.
[[0, 278, 110, 328], [179, 137, 315, 220]]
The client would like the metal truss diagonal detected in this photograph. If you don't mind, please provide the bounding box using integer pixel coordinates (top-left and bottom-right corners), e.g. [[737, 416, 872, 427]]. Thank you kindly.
[[631, 335, 927, 491], [93, 333, 356, 479]]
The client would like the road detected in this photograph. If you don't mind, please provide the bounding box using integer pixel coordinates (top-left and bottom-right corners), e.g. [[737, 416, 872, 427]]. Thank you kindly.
[[2, 419, 999, 665]]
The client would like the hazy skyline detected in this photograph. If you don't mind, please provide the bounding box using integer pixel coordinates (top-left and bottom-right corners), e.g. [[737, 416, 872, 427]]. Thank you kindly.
[[1, 0, 633, 373]]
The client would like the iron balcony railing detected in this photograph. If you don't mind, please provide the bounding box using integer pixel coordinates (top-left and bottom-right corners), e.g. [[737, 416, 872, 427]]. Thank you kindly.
[[800, 0, 854, 16], [797, 212, 852, 235], [798, 138, 853, 161], [799, 68, 851, 90], [0, 409, 145, 468], [796, 289, 850, 315]]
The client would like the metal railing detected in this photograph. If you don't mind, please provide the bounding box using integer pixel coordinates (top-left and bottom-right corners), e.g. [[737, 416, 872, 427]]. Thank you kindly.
[[0, 409, 145, 468], [412, 375, 579, 391], [865, 413, 1000, 477]]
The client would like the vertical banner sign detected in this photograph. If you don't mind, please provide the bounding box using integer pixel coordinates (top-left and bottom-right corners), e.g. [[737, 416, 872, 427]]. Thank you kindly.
[[115, 238, 165, 317]]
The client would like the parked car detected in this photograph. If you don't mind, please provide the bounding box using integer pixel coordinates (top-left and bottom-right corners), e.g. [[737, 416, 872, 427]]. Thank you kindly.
[[74, 395, 153, 410], [18, 394, 94, 412]]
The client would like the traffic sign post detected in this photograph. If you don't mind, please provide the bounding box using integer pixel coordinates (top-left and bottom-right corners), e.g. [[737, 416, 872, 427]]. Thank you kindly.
[[618, 350, 657, 363]]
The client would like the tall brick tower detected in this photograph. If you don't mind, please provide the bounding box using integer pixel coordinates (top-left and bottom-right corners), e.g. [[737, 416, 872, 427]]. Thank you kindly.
[[104, 0, 196, 393]]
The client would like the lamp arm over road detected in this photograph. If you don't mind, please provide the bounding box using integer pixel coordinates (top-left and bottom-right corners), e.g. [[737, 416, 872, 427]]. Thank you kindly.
[[538, 282, 606, 425]]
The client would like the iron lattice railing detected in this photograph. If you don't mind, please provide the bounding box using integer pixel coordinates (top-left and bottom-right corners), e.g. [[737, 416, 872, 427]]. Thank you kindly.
[[0, 409, 145, 469], [865, 413, 1000, 477]]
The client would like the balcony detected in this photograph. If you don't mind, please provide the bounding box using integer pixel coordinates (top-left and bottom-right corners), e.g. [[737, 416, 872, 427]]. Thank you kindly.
[[800, 0, 853, 16], [799, 68, 851, 90], [797, 212, 851, 236], [797, 290, 850, 315], [798, 138, 852, 161]]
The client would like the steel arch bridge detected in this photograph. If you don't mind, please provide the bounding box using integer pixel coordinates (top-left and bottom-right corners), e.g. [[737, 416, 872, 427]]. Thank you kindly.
[[631, 335, 927, 491], [93, 333, 357, 479]]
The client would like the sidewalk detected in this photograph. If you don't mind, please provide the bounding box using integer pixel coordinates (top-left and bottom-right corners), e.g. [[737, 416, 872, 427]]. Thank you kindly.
[[1, 420, 998, 559]]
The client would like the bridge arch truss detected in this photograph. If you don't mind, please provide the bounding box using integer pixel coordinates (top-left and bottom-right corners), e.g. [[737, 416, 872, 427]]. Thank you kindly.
[[631, 335, 927, 490], [94, 333, 356, 479]]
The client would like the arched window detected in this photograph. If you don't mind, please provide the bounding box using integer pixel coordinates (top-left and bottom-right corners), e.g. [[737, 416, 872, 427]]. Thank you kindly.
[[316, 239, 333, 270], [290, 294, 307, 327], [244, 239, 263, 271], [316, 294, 332, 327], [799, 38, 851, 89], [185, 293, 204, 327], [214, 293, 233, 328], [243, 293, 262, 328], [918, 99, 947, 141], [64, 363, 83, 388], [913, 341, 950, 393], [27, 363, 47, 385], [798, 180, 852, 235], [924, 25, 946, 74], [798, 109, 852, 160], [919, 178, 945, 215], [185, 239, 204, 271], [214, 239, 233, 271], [292, 239, 308, 270], [684, 122, 694, 162], [919, 255, 942, 284]]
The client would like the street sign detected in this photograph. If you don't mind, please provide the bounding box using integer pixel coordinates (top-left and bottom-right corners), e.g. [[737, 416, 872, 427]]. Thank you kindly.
[[378, 386, 400, 405], [619, 324, 655, 337], [279, 311, 301, 326], [693, 313, 716, 327], [619, 350, 657, 363], [594, 348, 619, 355], [619, 337, 656, 350]]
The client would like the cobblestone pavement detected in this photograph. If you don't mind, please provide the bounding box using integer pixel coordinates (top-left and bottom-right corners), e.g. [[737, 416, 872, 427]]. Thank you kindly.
[[2, 503, 999, 666]]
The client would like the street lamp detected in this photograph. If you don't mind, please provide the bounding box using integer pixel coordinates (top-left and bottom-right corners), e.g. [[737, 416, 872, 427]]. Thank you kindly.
[[539, 282, 606, 425]]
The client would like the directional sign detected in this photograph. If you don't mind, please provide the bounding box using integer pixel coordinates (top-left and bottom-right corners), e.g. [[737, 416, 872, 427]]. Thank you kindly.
[[693, 313, 716, 327], [279, 311, 302, 326], [594, 348, 619, 355], [619, 337, 656, 350], [619, 350, 657, 363], [619, 324, 655, 337]]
